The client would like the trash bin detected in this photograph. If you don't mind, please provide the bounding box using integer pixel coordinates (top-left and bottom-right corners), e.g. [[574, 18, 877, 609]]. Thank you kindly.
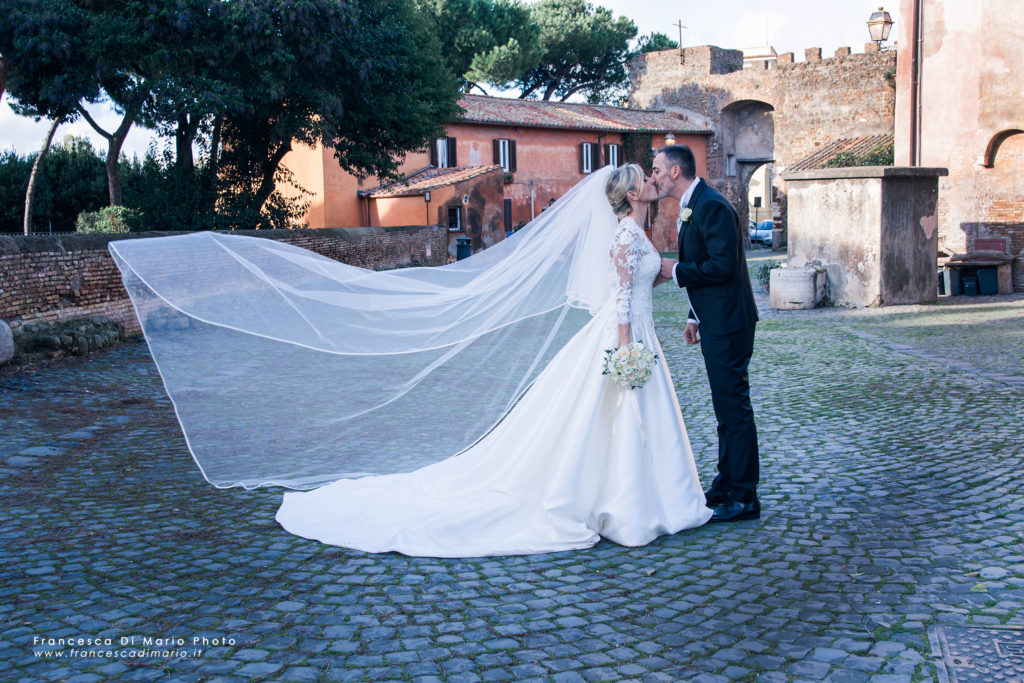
[[456, 237, 472, 261], [962, 276, 979, 296], [937, 269, 945, 295], [977, 268, 998, 295]]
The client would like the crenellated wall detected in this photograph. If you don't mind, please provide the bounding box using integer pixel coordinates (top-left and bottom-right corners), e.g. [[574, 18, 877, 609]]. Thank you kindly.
[[629, 45, 896, 231]]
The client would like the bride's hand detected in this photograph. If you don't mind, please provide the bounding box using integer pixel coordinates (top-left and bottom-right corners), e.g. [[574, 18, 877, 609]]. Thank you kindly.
[[653, 273, 670, 287]]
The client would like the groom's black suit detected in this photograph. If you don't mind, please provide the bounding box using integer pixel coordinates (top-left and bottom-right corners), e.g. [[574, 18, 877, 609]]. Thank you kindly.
[[673, 179, 760, 504]]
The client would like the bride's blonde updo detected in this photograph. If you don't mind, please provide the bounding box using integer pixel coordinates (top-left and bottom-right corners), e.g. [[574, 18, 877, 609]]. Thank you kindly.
[[605, 164, 644, 218]]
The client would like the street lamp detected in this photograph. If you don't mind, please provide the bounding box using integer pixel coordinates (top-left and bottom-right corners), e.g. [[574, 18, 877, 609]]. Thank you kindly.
[[664, 132, 676, 146], [867, 7, 894, 49]]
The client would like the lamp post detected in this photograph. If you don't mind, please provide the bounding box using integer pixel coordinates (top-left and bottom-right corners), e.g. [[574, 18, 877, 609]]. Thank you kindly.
[[664, 132, 676, 146], [867, 7, 894, 49]]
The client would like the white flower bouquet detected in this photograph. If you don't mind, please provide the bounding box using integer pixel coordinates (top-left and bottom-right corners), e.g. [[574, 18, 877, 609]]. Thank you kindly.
[[602, 340, 658, 390]]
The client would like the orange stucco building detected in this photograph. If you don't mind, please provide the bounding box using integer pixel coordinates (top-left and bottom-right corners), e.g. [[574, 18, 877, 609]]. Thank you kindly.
[[280, 95, 712, 255]]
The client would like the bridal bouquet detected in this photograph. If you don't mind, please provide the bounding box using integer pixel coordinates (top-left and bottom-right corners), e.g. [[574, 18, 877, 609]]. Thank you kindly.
[[602, 341, 658, 390]]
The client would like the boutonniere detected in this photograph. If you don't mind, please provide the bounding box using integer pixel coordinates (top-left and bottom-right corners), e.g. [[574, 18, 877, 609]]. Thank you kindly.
[[679, 208, 693, 223]]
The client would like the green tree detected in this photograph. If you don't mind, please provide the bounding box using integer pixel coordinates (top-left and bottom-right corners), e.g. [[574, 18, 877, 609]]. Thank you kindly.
[[3, 0, 463, 232], [419, 0, 540, 94], [0, 0, 171, 208], [514, 0, 636, 103], [121, 145, 216, 232], [0, 1, 87, 232], [214, 0, 463, 229], [638, 31, 678, 53], [0, 137, 108, 233], [0, 151, 31, 233]]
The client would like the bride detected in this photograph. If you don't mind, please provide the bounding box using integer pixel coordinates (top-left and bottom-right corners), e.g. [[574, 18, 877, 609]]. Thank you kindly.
[[277, 164, 712, 555], [108, 164, 711, 558]]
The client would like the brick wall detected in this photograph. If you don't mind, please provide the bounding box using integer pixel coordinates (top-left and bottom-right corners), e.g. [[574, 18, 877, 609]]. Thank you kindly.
[[0, 226, 447, 333], [628, 45, 896, 230]]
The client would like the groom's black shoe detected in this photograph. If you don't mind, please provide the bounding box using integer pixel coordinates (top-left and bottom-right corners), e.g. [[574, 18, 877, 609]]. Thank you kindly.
[[710, 498, 761, 523], [704, 489, 729, 508]]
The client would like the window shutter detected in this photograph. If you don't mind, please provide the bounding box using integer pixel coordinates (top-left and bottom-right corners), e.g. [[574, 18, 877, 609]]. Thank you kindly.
[[493, 139, 501, 165], [579, 142, 585, 174], [508, 140, 517, 172], [430, 140, 438, 167], [447, 137, 457, 167], [603, 144, 610, 167]]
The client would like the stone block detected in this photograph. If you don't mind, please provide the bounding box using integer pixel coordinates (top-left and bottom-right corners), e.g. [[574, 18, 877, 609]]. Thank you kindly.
[[784, 167, 947, 307], [805, 48, 822, 62], [770, 267, 825, 310]]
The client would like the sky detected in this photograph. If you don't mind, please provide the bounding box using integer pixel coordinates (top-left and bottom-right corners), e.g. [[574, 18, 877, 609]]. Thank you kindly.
[[0, 0, 899, 159]]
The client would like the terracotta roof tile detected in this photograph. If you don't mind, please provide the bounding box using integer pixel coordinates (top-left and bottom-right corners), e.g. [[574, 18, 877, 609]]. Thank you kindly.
[[788, 134, 894, 171], [361, 165, 503, 198], [456, 95, 711, 134]]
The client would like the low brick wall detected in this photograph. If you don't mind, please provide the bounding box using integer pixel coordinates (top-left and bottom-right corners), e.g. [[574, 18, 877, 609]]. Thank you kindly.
[[0, 226, 447, 334]]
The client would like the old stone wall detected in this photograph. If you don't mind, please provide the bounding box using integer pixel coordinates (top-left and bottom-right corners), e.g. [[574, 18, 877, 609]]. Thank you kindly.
[[892, 0, 1024, 290], [629, 45, 896, 230], [0, 226, 447, 333]]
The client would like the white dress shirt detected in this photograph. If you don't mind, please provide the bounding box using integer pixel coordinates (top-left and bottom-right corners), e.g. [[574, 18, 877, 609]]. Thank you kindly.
[[673, 178, 701, 324]]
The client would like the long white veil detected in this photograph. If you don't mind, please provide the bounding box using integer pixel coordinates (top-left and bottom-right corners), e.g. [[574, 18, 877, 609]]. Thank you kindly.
[[110, 166, 619, 489]]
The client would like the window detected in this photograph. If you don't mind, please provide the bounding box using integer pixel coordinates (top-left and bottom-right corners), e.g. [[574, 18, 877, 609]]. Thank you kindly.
[[580, 142, 595, 174], [726, 154, 737, 177], [431, 137, 457, 168], [604, 143, 620, 167], [447, 206, 461, 232], [492, 138, 517, 172]]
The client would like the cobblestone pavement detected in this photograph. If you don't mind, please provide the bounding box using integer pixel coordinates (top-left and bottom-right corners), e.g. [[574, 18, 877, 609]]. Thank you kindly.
[[2, 286, 1023, 682]]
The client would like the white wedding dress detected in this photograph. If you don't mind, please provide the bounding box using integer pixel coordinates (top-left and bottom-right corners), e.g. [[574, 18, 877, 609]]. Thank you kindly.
[[276, 217, 713, 556]]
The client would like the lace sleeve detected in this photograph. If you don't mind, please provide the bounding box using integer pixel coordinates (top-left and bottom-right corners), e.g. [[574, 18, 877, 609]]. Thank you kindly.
[[610, 221, 642, 325]]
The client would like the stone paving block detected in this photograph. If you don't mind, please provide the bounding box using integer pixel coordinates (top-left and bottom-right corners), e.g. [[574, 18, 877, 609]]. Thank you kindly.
[[3, 293, 1024, 682], [278, 666, 321, 681]]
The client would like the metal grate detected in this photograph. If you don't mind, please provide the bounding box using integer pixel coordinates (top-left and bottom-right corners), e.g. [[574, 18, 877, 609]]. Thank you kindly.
[[929, 625, 1024, 683]]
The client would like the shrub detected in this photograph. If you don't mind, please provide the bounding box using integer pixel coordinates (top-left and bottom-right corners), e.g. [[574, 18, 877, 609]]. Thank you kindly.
[[75, 206, 144, 234], [755, 258, 784, 292], [820, 140, 894, 169]]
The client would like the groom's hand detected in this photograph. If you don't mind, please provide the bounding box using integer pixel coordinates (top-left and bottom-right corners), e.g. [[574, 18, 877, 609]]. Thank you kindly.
[[653, 273, 670, 287], [683, 322, 700, 345], [659, 258, 676, 282]]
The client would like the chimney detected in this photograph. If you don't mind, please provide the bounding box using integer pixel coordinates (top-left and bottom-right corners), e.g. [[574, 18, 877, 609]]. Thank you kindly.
[[805, 47, 822, 62], [778, 52, 794, 65], [835, 47, 851, 57]]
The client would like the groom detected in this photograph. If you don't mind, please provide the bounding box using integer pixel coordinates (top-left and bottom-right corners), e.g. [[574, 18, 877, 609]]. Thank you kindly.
[[652, 145, 761, 523]]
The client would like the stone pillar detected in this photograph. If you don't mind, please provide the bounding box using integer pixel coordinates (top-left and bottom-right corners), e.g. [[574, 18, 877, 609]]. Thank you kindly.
[[835, 47, 852, 57], [783, 166, 949, 307]]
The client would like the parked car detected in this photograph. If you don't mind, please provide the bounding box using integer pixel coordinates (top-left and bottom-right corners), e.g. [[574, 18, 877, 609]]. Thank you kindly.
[[749, 219, 773, 247]]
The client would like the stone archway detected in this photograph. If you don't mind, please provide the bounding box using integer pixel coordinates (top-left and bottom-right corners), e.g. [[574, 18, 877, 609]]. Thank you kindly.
[[719, 100, 776, 238], [982, 128, 1024, 167]]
